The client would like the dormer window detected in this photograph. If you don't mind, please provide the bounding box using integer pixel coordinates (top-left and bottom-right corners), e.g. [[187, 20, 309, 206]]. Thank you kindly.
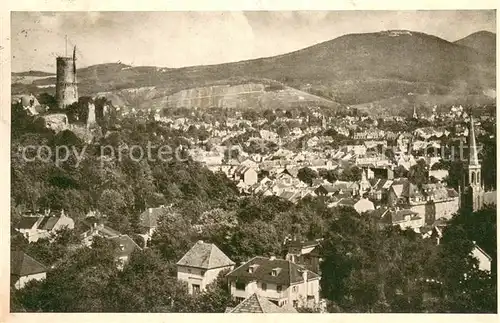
[[271, 268, 282, 277], [248, 264, 259, 274], [119, 244, 125, 251]]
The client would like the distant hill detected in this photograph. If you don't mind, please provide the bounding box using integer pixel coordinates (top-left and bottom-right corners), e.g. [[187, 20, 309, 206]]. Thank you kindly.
[[12, 70, 54, 77], [454, 31, 496, 59], [12, 30, 496, 115]]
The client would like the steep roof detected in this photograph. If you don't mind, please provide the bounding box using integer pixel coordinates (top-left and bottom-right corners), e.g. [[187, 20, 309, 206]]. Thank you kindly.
[[139, 205, 173, 228], [226, 256, 320, 285], [468, 115, 480, 166], [16, 217, 40, 230], [11, 250, 47, 277], [337, 197, 357, 207], [38, 217, 60, 230], [176, 241, 235, 269], [228, 293, 298, 313], [108, 234, 142, 258]]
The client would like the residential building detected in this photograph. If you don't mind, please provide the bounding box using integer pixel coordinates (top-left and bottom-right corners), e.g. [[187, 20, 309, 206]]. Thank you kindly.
[[471, 243, 492, 272], [378, 208, 424, 231], [11, 250, 47, 289], [177, 241, 235, 295], [285, 239, 322, 274], [233, 165, 258, 186], [226, 256, 321, 309], [354, 198, 375, 214], [15, 210, 75, 243]]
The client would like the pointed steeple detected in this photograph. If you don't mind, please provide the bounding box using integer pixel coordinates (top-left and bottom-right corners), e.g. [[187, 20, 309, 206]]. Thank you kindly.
[[468, 114, 479, 166], [413, 105, 417, 119]]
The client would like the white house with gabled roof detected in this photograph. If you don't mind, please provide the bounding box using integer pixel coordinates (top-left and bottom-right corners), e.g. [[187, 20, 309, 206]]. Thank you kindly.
[[177, 240, 235, 295]]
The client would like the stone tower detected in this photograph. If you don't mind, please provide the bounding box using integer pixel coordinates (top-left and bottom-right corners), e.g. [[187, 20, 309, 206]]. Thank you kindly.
[[55, 45, 78, 109], [86, 102, 96, 129], [461, 115, 484, 212]]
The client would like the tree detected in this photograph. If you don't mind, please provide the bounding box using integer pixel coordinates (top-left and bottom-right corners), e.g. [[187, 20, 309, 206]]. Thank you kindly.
[[408, 159, 429, 187], [297, 167, 318, 186], [15, 237, 118, 312], [150, 212, 198, 262], [339, 165, 362, 182], [191, 269, 238, 312], [104, 248, 192, 312], [222, 220, 282, 263]]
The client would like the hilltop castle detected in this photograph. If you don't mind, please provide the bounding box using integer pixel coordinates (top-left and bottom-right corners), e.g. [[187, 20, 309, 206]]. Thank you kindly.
[[55, 46, 79, 109]]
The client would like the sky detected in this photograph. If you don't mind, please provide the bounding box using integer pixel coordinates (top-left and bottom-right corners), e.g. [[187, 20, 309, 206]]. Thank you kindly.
[[11, 10, 497, 73]]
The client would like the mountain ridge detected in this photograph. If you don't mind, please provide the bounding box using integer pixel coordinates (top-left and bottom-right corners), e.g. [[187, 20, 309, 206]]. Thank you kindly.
[[12, 30, 496, 115]]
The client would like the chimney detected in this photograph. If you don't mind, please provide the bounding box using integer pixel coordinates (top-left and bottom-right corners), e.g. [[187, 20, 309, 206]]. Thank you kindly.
[[302, 269, 308, 301], [197, 240, 204, 244]]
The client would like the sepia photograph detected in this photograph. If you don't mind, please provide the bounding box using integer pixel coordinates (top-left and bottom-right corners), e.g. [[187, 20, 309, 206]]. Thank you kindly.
[[8, 10, 497, 314]]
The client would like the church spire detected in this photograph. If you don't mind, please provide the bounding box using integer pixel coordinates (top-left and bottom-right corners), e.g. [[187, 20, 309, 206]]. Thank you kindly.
[[468, 114, 479, 166]]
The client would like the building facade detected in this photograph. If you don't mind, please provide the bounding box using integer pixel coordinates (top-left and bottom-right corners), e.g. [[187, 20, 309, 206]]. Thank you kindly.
[[226, 256, 321, 309]]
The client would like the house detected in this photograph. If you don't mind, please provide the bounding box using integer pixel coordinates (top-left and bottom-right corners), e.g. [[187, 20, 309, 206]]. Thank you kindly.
[[233, 165, 258, 186], [226, 256, 321, 309], [138, 205, 174, 237], [108, 234, 142, 270], [354, 198, 375, 215], [378, 208, 424, 231], [15, 210, 75, 243], [471, 243, 492, 272], [285, 239, 322, 274], [80, 223, 122, 246], [225, 293, 298, 313], [11, 250, 47, 289], [177, 240, 235, 295]]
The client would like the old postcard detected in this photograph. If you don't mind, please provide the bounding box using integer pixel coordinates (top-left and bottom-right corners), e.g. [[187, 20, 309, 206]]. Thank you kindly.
[[2, 1, 498, 321]]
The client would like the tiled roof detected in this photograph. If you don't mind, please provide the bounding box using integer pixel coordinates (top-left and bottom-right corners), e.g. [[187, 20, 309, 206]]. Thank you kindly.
[[337, 198, 357, 207], [139, 206, 175, 228], [228, 293, 298, 313], [391, 184, 404, 198], [38, 217, 60, 230], [11, 250, 47, 277], [226, 256, 320, 285], [370, 207, 390, 219], [385, 209, 420, 224], [176, 241, 235, 269], [16, 217, 39, 230], [108, 234, 142, 258]]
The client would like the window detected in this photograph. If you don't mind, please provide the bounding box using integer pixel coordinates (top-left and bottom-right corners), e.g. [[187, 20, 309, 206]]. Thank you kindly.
[[187, 269, 192, 274], [292, 286, 298, 293], [192, 284, 200, 295], [235, 281, 246, 291], [261, 282, 267, 291], [277, 285, 282, 293], [293, 300, 298, 308], [200, 270, 206, 276]]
